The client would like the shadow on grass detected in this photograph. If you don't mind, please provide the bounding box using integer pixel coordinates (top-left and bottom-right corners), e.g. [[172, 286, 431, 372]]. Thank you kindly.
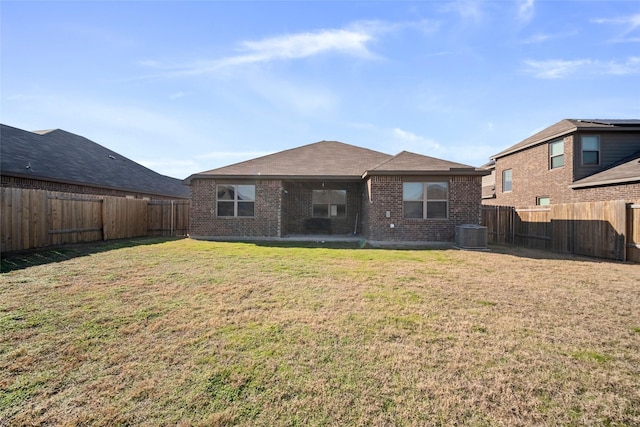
[[0, 237, 183, 273]]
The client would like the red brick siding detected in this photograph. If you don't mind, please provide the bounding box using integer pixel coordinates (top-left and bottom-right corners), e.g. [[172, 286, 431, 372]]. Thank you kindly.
[[363, 175, 482, 242], [282, 181, 362, 235], [486, 136, 574, 207], [484, 135, 639, 206], [189, 179, 282, 238], [1, 175, 184, 200]]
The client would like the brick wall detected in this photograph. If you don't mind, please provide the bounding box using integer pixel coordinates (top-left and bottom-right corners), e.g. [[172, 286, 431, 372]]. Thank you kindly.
[[484, 135, 639, 206], [1, 175, 184, 201], [282, 181, 362, 236], [363, 175, 483, 242], [189, 178, 282, 238]]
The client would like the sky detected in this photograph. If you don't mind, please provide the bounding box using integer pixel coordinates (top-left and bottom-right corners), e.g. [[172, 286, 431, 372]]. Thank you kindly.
[[2, 1, 639, 180]]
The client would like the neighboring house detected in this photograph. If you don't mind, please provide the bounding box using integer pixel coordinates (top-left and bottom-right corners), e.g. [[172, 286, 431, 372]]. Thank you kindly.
[[483, 119, 640, 206], [1, 124, 189, 200], [184, 141, 488, 242]]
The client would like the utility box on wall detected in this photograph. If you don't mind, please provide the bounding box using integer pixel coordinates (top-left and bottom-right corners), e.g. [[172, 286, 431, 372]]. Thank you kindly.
[[455, 224, 488, 249]]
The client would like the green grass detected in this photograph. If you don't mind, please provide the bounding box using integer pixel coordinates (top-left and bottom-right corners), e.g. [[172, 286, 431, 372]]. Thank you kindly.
[[1, 238, 640, 426]]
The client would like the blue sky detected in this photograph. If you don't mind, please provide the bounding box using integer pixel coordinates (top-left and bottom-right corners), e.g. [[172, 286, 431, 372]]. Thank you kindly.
[[2, 1, 639, 180]]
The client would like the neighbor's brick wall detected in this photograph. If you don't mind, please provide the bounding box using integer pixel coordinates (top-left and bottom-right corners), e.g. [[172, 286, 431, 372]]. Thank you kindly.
[[363, 175, 482, 242], [189, 178, 282, 238], [485, 136, 574, 207], [484, 135, 640, 206], [282, 181, 362, 236], [0, 175, 185, 200], [573, 183, 640, 203]]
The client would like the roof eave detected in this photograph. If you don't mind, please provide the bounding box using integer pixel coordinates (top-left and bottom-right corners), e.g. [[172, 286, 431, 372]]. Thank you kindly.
[[570, 176, 640, 189], [492, 124, 640, 160], [184, 174, 364, 184], [3, 171, 189, 199], [362, 169, 489, 179]]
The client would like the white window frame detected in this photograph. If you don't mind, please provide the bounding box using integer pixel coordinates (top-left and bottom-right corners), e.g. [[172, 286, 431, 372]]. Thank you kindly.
[[403, 182, 449, 220], [502, 169, 512, 193], [216, 184, 255, 217], [549, 139, 564, 169], [536, 196, 551, 206]]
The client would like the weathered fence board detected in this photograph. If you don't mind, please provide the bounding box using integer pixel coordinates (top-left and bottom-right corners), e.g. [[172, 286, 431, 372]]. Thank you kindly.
[[1, 188, 189, 253], [627, 204, 640, 263], [481, 200, 637, 262]]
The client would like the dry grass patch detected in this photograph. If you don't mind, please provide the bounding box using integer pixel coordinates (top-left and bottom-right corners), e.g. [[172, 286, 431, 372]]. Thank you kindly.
[[1, 238, 639, 426]]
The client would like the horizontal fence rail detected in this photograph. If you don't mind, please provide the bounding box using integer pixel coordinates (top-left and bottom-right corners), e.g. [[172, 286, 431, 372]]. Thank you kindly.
[[1, 188, 189, 252], [481, 200, 639, 262]]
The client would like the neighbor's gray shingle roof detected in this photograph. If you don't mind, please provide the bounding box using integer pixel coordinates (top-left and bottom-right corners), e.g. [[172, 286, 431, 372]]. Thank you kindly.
[[492, 119, 640, 159], [571, 151, 640, 188], [1, 124, 189, 198], [184, 141, 487, 183]]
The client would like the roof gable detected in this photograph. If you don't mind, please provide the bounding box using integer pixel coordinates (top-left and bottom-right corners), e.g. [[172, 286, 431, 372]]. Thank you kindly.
[[1, 124, 188, 198], [185, 141, 392, 181], [365, 151, 482, 176]]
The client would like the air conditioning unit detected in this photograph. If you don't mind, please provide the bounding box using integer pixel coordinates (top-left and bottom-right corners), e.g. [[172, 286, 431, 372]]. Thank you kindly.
[[455, 224, 488, 249]]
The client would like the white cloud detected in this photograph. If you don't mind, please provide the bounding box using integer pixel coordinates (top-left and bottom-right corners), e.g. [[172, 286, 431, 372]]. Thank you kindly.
[[392, 128, 441, 152], [592, 13, 640, 42], [517, 0, 535, 23], [441, 0, 484, 22], [523, 57, 640, 79]]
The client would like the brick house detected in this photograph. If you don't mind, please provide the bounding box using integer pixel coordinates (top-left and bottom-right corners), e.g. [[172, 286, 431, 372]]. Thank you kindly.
[[483, 119, 640, 206], [184, 141, 488, 242], [1, 124, 189, 200]]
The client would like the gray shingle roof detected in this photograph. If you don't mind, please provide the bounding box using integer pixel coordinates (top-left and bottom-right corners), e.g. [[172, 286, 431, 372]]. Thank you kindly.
[[1, 124, 189, 198], [364, 151, 486, 176], [492, 119, 640, 159], [571, 151, 640, 188], [185, 141, 393, 182], [184, 141, 487, 183]]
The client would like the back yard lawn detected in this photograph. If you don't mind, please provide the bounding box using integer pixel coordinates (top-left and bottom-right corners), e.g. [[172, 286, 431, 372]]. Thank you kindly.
[[1, 238, 639, 426]]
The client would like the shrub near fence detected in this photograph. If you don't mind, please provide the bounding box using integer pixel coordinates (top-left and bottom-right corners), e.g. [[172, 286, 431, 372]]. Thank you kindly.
[[1, 188, 189, 252], [481, 200, 640, 262]]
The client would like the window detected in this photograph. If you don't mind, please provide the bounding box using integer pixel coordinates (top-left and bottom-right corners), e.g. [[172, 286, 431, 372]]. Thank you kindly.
[[217, 184, 255, 217], [312, 189, 346, 218], [582, 136, 600, 165], [502, 169, 512, 192], [403, 182, 448, 219], [549, 140, 564, 169], [536, 196, 551, 206]]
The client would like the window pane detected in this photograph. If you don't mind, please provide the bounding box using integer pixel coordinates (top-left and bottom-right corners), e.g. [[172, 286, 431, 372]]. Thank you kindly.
[[237, 185, 255, 201], [551, 154, 564, 168], [313, 204, 329, 217], [426, 201, 447, 219], [582, 136, 599, 151], [404, 201, 423, 218], [332, 190, 346, 204], [583, 151, 599, 165], [335, 204, 346, 217], [426, 182, 448, 200], [503, 169, 512, 192], [237, 202, 254, 217], [217, 201, 234, 216], [217, 185, 234, 200], [312, 190, 329, 204], [537, 197, 551, 206], [550, 140, 564, 156], [403, 183, 423, 201]]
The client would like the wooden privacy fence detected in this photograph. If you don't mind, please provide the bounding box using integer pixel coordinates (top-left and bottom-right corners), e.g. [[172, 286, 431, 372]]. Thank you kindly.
[[1, 188, 189, 252], [481, 200, 640, 262]]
